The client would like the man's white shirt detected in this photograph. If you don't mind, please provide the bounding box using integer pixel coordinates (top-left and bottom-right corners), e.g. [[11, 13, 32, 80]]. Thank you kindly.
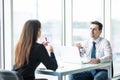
[[80, 37, 112, 62]]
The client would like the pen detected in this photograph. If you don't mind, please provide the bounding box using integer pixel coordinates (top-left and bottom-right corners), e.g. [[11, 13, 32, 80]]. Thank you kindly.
[[45, 37, 48, 46], [45, 37, 47, 42]]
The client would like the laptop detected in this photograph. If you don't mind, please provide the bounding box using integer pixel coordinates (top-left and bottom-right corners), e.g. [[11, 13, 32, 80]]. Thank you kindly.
[[37, 46, 82, 69], [53, 46, 82, 65]]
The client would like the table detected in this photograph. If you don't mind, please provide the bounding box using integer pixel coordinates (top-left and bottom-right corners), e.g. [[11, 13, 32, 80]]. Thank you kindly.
[[36, 62, 112, 80]]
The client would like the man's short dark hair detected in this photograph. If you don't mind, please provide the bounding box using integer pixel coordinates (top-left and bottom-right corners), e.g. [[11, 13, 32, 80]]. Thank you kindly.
[[91, 21, 103, 30]]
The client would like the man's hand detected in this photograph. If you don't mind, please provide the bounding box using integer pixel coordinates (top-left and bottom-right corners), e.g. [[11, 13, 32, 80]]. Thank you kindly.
[[76, 43, 83, 49], [89, 58, 100, 64]]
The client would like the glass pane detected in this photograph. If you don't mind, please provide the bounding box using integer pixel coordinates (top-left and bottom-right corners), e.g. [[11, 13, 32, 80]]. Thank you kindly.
[[13, 0, 62, 78], [0, 0, 1, 69], [13, 0, 62, 48], [0, 0, 2, 69], [72, 0, 103, 45], [13, 0, 37, 46], [111, 0, 120, 77], [37, 0, 62, 46]]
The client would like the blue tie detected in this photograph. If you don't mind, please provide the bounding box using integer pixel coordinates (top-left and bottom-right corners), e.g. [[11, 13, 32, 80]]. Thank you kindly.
[[91, 42, 96, 58]]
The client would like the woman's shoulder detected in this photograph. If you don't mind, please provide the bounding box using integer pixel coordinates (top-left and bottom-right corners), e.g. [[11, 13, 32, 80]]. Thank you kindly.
[[31, 43, 46, 55], [32, 43, 45, 49], [35, 42, 44, 46]]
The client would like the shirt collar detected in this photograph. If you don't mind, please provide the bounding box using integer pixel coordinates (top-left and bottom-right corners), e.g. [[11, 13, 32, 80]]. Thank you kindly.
[[90, 37, 101, 44]]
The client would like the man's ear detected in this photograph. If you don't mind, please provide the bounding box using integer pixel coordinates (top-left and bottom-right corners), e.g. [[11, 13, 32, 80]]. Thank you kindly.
[[100, 30, 102, 33]]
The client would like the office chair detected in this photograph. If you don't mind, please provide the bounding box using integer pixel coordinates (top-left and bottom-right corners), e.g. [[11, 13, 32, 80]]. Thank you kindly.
[[0, 70, 23, 80]]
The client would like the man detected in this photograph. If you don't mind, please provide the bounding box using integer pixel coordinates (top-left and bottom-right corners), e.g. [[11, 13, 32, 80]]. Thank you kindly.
[[71, 21, 112, 80]]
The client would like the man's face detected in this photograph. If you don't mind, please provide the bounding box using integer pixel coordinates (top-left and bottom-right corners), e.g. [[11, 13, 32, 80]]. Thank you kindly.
[[90, 24, 102, 40]]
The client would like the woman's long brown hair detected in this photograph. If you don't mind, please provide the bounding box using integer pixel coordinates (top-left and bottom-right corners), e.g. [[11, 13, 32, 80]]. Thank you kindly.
[[15, 20, 41, 67]]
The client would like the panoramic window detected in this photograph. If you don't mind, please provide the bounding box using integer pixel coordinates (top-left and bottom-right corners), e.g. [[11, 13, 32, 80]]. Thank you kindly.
[[0, 0, 3, 69], [111, 0, 120, 77], [72, 0, 103, 45], [13, 0, 62, 48]]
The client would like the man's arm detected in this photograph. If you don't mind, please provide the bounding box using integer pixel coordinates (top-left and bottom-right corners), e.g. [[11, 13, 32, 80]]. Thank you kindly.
[[99, 40, 112, 62]]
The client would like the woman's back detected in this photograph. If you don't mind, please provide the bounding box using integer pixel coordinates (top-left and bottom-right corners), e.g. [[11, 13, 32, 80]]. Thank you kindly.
[[13, 43, 58, 80]]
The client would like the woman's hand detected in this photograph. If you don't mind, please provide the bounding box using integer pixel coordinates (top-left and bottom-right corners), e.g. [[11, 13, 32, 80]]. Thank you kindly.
[[38, 36, 49, 46], [42, 41, 49, 46], [46, 45, 54, 53]]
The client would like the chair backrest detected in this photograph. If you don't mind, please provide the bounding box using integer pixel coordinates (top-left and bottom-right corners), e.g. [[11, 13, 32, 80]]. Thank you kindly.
[[0, 70, 23, 80]]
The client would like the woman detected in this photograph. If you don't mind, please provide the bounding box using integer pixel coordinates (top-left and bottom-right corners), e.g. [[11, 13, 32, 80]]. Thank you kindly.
[[12, 20, 58, 80]]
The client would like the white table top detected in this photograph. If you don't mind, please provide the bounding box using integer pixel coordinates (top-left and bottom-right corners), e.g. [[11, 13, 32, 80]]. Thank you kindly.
[[36, 62, 111, 76]]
